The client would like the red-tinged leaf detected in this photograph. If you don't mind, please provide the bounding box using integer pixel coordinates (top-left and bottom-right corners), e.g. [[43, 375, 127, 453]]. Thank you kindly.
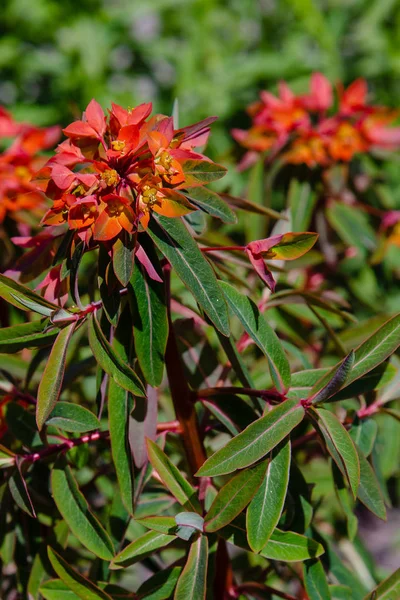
[[310, 351, 355, 405], [246, 249, 276, 291], [0, 318, 57, 354], [47, 547, 112, 600], [311, 408, 360, 498], [153, 190, 195, 218], [0, 273, 60, 315], [204, 461, 267, 532], [136, 243, 163, 283], [36, 321, 76, 430], [246, 232, 318, 261], [174, 536, 208, 600], [51, 164, 76, 190]]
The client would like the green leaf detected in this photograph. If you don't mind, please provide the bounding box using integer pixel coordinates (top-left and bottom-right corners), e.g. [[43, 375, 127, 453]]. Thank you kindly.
[[349, 418, 378, 457], [203, 400, 240, 436], [0, 444, 15, 469], [314, 314, 400, 397], [303, 559, 332, 600], [47, 548, 112, 600], [310, 351, 355, 405], [220, 281, 291, 392], [181, 159, 227, 184], [196, 399, 304, 477], [326, 201, 376, 255], [40, 580, 80, 600], [204, 461, 267, 532], [129, 259, 168, 387], [356, 447, 386, 520], [311, 408, 360, 498], [363, 567, 400, 599], [108, 380, 135, 515], [147, 216, 229, 335], [263, 232, 319, 261], [329, 584, 353, 599], [0, 273, 59, 315], [261, 529, 325, 562], [220, 192, 285, 220], [110, 531, 176, 568], [9, 467, 36, 518], [51, 460, 114, 560], [136, 566, 182, 600], [46, 402, 100, 433], [88, 313, 145, 396], [36, 322, 76, 430], [0, 318, 57, 353], [112, 236, 134, 287], [246, 438, 291, 552], [146, 439, 202, 514], [175, 512, 204, 540], [174, 535, 208, 600], [288, 179, 317, 232], [136, 516, 177, 534], [333, 464, 358, 541], [184, 187, 237, 224]]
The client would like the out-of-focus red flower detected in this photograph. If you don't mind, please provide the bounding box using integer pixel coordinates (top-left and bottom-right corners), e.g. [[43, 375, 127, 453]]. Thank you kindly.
[[36, 264, 69, 306], [232, 74, 400, 170], [36, 100, 224, 245], [0, 109, 60, 225]]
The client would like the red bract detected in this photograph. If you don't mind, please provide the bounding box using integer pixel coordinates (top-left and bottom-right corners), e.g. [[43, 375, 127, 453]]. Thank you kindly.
[[37, 100, 224, 244], [233, 74, 400, 169]]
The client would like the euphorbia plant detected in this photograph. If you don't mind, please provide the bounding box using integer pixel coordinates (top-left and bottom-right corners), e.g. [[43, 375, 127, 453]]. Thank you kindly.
[[0, 98, 399, 600]]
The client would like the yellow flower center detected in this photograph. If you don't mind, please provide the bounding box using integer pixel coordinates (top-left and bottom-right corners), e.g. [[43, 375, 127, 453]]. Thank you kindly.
[[141, 185, 159, 207], [156, 150, 173, 171], [72, 184, 86, 196], [101, 169, 119, 187], [111, 140, 126, 152], [15, 166, 31, 180], [107, 200, 124, 217]]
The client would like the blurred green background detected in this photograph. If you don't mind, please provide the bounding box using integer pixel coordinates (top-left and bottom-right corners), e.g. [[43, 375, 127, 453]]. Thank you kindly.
[[2, 0, 400, 159]]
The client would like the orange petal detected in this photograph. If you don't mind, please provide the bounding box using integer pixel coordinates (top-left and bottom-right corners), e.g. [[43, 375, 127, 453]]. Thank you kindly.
[[93, 210, 122, 240]]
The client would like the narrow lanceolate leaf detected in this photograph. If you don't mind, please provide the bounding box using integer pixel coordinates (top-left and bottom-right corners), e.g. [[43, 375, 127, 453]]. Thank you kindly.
[[314, 314, 400, 397], [51, 460, 114, 560], [136, 516, 177, 535], [47, 548, 112, 600], [9, 467, 36, 518], [261, 530, 325, 562], [0, 319, 57, 353], [363, 567, 400, 599], [39, 579, 81, 600], [147, 216, 230, 336], [289, 179, 317, 232], [310, 351, 355, 405], [0, 273, 59, 314], [110, 531, 176, 568], [46, 402, 100, 433], [205, 461, 267, 532], [303, 559, 332, 600], [112, 236, 134, 287], [181, 159, 227, 184], [356, 447, 386, 520], [184, 187, 237, 224], [108, 380, 135, 515], [88, 313, 145, 396], [220, 282, 291, 392], [146, 439, 202, 514], [174, 536, 208, 600], [311, 408, 360, 498], [36, 322, 76, 430], [137, 566, 182, 600], [246, 439, 291, 552], [349, 418, 378, 458], [196, 399, 304, 477], [129, 260, 168, 387]]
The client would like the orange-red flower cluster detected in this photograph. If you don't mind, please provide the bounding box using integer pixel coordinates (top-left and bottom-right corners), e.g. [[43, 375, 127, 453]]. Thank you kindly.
[[37, 101, 224, 243], [0, 107, 60, 224], [232, 74, 400, 169]]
